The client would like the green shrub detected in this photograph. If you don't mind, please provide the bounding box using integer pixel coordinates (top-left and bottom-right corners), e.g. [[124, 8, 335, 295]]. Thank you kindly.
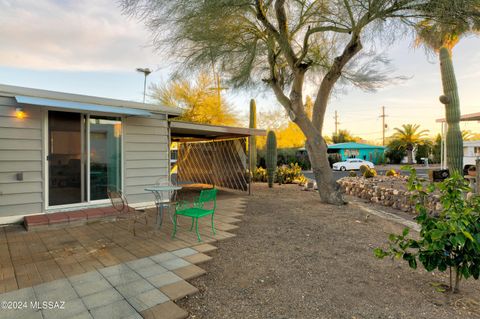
[[374, 167, 480, 293], [363, 168, 377, 178], [276, 163, 303, 184], [252, 167, 267, 182], [348, 171, 357, 177], [328, 153, 342, 168], [295, 175, 308, 186], [253, 163, 305, 184], [385, 169, 397, 177], [257, 148, 312, 170]]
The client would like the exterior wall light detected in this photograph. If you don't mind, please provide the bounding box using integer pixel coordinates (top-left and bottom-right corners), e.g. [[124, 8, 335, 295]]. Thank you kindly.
[[15, 107, 26, 119]]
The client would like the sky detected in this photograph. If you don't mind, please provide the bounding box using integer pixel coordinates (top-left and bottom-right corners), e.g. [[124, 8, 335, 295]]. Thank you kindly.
[[0, 0, 479, 144]]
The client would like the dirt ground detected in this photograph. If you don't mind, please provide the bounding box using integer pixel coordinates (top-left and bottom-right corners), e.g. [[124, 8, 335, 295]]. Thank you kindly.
[[178, 183, 480, 319]]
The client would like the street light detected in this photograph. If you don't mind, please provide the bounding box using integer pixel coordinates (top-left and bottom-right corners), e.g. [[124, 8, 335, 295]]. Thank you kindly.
[[136, 67, 152, 103]]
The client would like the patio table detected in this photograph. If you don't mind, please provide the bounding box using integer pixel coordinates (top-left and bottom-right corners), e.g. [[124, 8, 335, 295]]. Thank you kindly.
[[145, 185, 182, 229]]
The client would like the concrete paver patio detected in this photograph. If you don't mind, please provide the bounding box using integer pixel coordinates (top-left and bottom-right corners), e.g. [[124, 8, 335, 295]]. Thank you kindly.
[[0, 189, 246, 319]]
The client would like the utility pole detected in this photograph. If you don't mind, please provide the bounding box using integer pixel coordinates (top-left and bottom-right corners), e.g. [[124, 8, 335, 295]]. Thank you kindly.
[[136, 67, 152, 103], [380, 106, 387, 146], [334, 111, 340, 135]]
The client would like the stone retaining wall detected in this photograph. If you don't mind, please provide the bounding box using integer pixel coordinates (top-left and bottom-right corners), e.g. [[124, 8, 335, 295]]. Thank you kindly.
[[338, 176, 442, 214]]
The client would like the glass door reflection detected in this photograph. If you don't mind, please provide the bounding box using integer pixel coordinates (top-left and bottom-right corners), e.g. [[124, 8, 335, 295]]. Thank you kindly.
[[89, 116, 122, 200], [48, 111, 84, 206]]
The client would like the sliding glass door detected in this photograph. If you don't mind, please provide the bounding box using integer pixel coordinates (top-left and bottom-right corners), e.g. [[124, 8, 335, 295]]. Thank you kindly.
[[48, 111, 84, 206], [48, 111, 122, 207], [89, 116, 122, 200]]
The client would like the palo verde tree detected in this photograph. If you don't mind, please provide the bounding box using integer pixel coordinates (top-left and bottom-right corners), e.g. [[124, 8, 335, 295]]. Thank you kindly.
[[150, 72, 238, 126], [122, 0, 469, 204]]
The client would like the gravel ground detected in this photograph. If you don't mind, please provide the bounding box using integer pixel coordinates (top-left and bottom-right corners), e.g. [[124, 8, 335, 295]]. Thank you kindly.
[[178, 183, 480, 319]]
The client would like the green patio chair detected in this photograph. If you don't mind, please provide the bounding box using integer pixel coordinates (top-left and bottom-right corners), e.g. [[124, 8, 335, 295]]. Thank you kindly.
[[172, 188, 217, 242]]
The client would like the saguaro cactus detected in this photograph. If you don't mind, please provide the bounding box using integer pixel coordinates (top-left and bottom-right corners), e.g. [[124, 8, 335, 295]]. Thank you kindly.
[[249, 99, 257, 175], [266, 131, 277, 188], [439, 47, 463, 174]]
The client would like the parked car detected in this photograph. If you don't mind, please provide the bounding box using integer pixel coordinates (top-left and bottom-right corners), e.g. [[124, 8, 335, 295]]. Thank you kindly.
[[332, 158, 374, 171]]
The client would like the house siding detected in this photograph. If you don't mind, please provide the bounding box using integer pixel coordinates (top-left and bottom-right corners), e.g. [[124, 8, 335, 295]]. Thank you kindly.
[[0, 97, 44, 219], [123, 114, 169, 204]]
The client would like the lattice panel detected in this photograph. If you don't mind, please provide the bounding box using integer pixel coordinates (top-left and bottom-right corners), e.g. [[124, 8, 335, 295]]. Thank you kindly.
[[177, 139, 248, 191]]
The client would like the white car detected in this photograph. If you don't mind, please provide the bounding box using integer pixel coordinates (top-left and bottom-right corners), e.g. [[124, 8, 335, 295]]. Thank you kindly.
[[332, 158, 374, 171]]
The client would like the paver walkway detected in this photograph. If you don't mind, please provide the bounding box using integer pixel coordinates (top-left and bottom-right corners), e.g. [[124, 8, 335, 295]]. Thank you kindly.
[[0, 190, 247, 319]]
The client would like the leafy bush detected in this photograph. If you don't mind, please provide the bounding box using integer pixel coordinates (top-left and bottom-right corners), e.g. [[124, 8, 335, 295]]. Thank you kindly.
[[277, 163, 303, 184], [257, 148, 312, 170], [252, 163, 306, 185], [295, 175, 308, 186], [385, 169, 398, 177], [385, 139, 407, 164], [252, 167, 267, 182], [374, 167, 480, 293], [363, 168, 377, 178], [348, 171, 357, 177], [328, 153, 342, 168]]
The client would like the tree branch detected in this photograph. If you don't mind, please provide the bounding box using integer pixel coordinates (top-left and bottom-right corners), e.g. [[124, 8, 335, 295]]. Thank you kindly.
[[343, 0, 356, 28], [312, 33, 363, 133], [297, 25, 352, 66]]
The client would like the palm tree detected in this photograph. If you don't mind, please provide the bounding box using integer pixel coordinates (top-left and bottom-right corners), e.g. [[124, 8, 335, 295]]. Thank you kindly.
[[392, 124, 430, 164], [415, 3, 479, 173]]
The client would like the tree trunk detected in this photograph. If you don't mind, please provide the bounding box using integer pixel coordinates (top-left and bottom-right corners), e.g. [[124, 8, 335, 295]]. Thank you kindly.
[[407, 150, 413, 164], [305, 134, 345, 205], [454, 267, 461, 293]]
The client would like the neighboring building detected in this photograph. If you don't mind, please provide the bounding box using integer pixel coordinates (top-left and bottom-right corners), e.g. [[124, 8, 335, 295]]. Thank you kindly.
[[327, 142, 385, 164], [463, 140, 480, 170], [0, 84, 264, 224]]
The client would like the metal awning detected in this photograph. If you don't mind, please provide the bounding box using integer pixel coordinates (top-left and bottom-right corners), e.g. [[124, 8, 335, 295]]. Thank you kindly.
[[15, 95, 153, 117], [170, 121, 266, 142]]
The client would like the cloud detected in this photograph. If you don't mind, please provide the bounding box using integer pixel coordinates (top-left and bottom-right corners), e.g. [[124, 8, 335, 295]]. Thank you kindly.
[[0, 0, 160, 71]]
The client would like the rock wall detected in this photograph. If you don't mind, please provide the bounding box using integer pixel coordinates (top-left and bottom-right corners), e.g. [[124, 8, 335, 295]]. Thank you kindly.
[[338, 177, 442, 214]]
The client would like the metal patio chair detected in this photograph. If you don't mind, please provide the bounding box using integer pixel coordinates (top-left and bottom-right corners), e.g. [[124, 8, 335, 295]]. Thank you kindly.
[[107, 188, 148, 237], [153, 178, 179, 225], [172, 188, 217, 242]]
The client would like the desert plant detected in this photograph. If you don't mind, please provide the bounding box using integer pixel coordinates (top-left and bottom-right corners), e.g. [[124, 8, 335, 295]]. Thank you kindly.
[[252, 167, 267, 182], [385, 169, 398, 177], [266, 131, 277, 188], [374, 167, 480, 293], [276, 163, 303, 184], [348, 171, 357, 177], [439, 48, 463, 174], [363, 168, 377, 178], [249, 99, 257, 173], [295, 175, 308, 186], [359, 165, 370, 175]]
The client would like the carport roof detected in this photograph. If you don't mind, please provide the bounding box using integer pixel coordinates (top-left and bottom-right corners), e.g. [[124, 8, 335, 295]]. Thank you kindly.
[[170, 121, 266, 142], [436, 111, 480, 123]]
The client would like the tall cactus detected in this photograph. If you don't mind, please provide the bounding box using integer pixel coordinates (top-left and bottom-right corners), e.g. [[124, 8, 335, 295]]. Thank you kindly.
[[439, 47, 463, 174], [266, 131, 277, 188], [249, 99, 257, 175]]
